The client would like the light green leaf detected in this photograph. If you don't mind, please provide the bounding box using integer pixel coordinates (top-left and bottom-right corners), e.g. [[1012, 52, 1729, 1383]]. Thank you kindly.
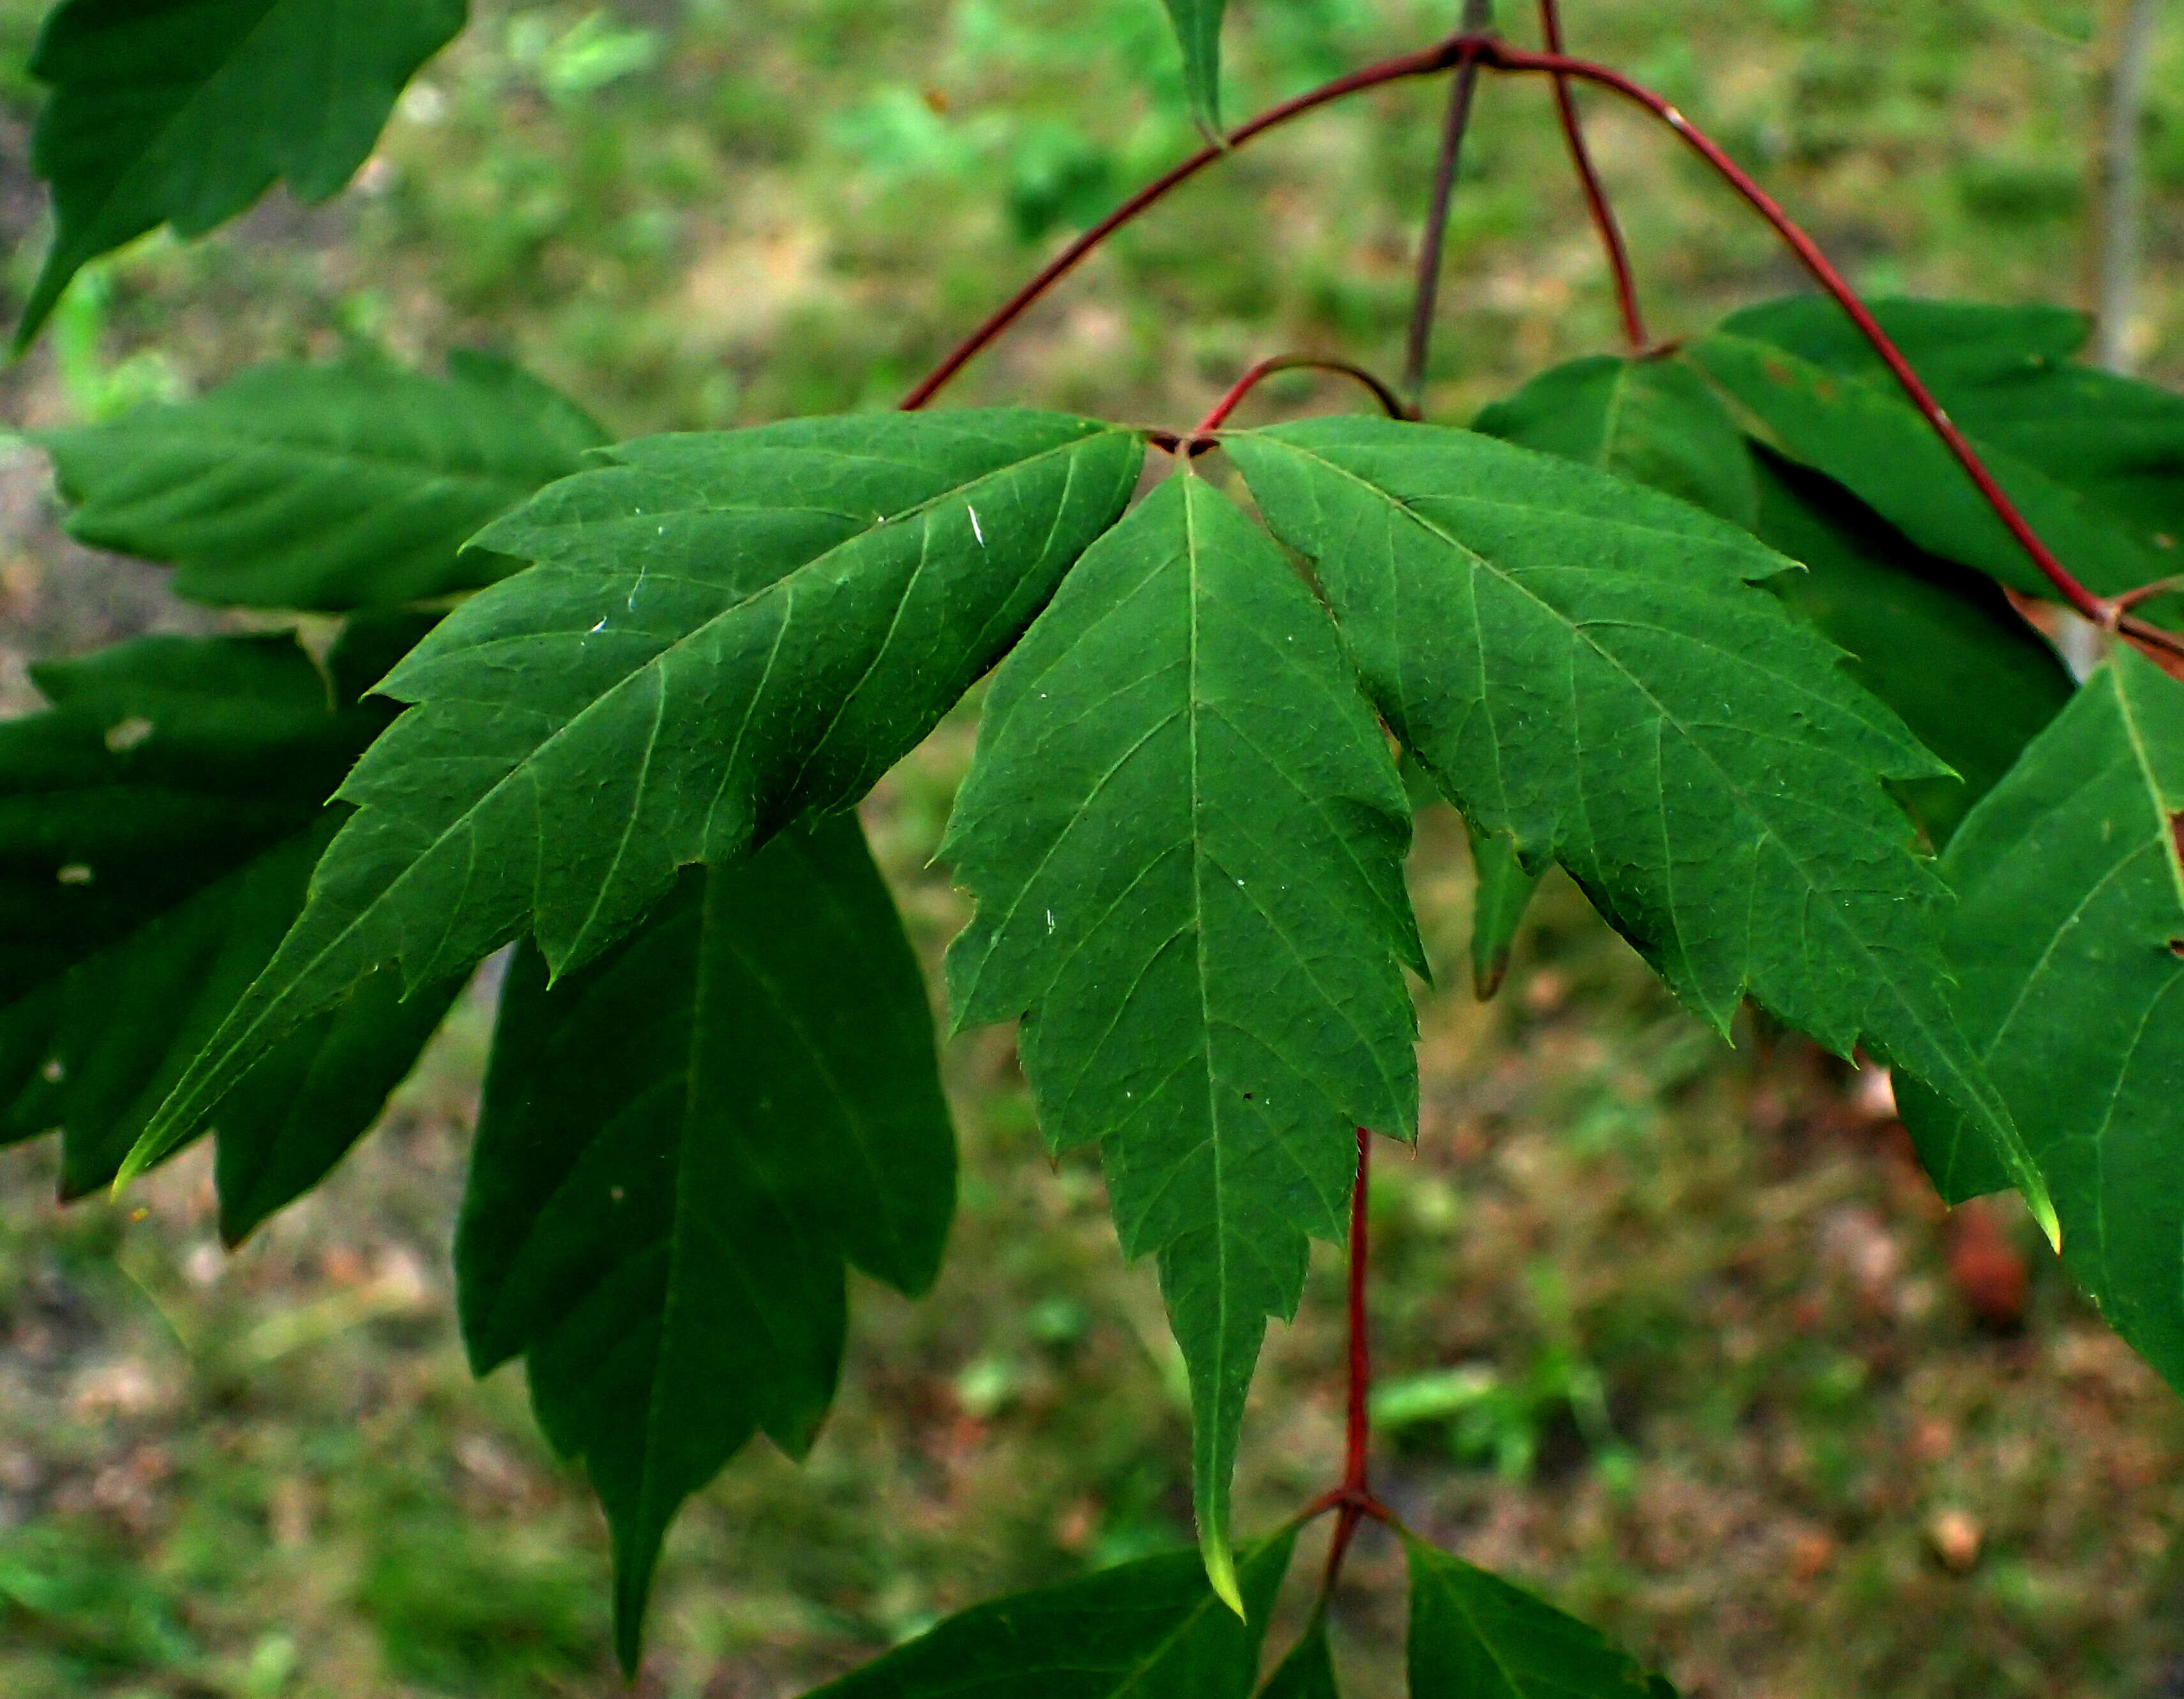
[[1163, 0, 1224, 135], [1473, 354, 1759, 527], [1898, 649, 2184, 1387], [0, 619, 451, 1232], [130, 411, 1140, 1189], [37, 352, 606, 611], [460, 814, 954, 1672], [800, 1530, 1297, 1698], [1226, 418, 2055, 1242], [18, 0, 468, 348], [943, 472, 1421, 1606], [1405, 1535, 1673, 1696]]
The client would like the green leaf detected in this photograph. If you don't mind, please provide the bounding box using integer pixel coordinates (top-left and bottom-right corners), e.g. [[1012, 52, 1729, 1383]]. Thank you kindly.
[[460, 813, 954, 1672], [1465, 820, 1542, 1001], [1897, 650, 2184, 1387], [0, 619, 451, 1232], [801, 1529, 1297, 1698], [1749, 451, 2075, 847], [1688, 326, 2161, 603], [36, 352, 607, 611], [1260, 1615, 1340, 1698], [1162, 0, 1224, 135], [1472, 354, 1759, 527], [942, 472, 1421, 1607], [1405, 1535, 1673, 1697], [1472, 349, 2078, 849], [1723, 296, 2184, 577], [17, 0, 468, 348], [1225, 418, 2056, 1242], [130, 411, 1138, 1185]]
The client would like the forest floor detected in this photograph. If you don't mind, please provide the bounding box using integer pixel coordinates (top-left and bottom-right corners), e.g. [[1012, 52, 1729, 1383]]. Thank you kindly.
[[1, 1, 2183, 1695]]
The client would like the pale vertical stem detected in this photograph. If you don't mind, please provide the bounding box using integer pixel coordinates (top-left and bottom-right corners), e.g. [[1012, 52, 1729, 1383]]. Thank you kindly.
[[2095, 0, 2159, 374]]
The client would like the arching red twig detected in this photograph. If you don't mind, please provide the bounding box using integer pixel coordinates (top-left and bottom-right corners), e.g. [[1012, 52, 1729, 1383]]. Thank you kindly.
[[1537, 0, 1646, 351], [900, 36, 1480, 412]]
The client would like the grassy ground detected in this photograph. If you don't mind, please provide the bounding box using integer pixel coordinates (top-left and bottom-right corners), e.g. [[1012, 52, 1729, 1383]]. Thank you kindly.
[[1, 1, 2183, 1695]]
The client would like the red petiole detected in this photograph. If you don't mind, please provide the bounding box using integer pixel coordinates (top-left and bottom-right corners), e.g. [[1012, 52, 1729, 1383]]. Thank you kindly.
[[1537, 0, 1647, 352]]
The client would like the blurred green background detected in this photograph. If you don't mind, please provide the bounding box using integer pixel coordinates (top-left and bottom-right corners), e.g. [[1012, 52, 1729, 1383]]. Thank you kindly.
[[1, 1, 2182, 1695]]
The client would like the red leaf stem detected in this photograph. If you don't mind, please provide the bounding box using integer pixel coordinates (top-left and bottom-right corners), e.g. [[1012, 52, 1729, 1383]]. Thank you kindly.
[[1536, 0, 1647, 351], [1191, 354, 1413, 439], [1471, 36, 2120, 630], [1320, 1126, 1378, 1590]]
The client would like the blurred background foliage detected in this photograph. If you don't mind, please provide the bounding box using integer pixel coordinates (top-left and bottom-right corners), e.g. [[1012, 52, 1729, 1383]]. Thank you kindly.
[[0, 1, 2181, 1695]]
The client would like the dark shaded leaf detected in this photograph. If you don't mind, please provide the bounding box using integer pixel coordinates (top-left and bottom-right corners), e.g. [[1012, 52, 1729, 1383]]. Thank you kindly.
[[1720, 295, 2184, 561], [1226, 418, 2054, 1240], [19, 0, 467, 347], [943, 472, 1420, 1606], [1897, 650, 2184, 1389], [801, 1530, 1297, 1698], [38, 352, 606, 611], [132, 409, 1141, 1180], [1749, 451, 2075, 846], [458, 813, 956, 1673], [1406, 1535, 1673, 1696], [1689, 327, 2160, 603], [0, 619, 450, 1228]]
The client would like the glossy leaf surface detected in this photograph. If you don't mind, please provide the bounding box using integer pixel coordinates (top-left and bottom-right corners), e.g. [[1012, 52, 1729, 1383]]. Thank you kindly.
[[1899, 649, 2184, 1389], [801, 1531, 1296, 1698], [132, 409, 1141, 1177], [1226, 418, 2052, 1236], [0, 621, 448, 1232], [462, 814, 954, 1669], [1406, 1536, 1673, 1697], [38, 352, 607, 610], [19, 0, 467, 347], [944, 473, 1420, 1605]]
